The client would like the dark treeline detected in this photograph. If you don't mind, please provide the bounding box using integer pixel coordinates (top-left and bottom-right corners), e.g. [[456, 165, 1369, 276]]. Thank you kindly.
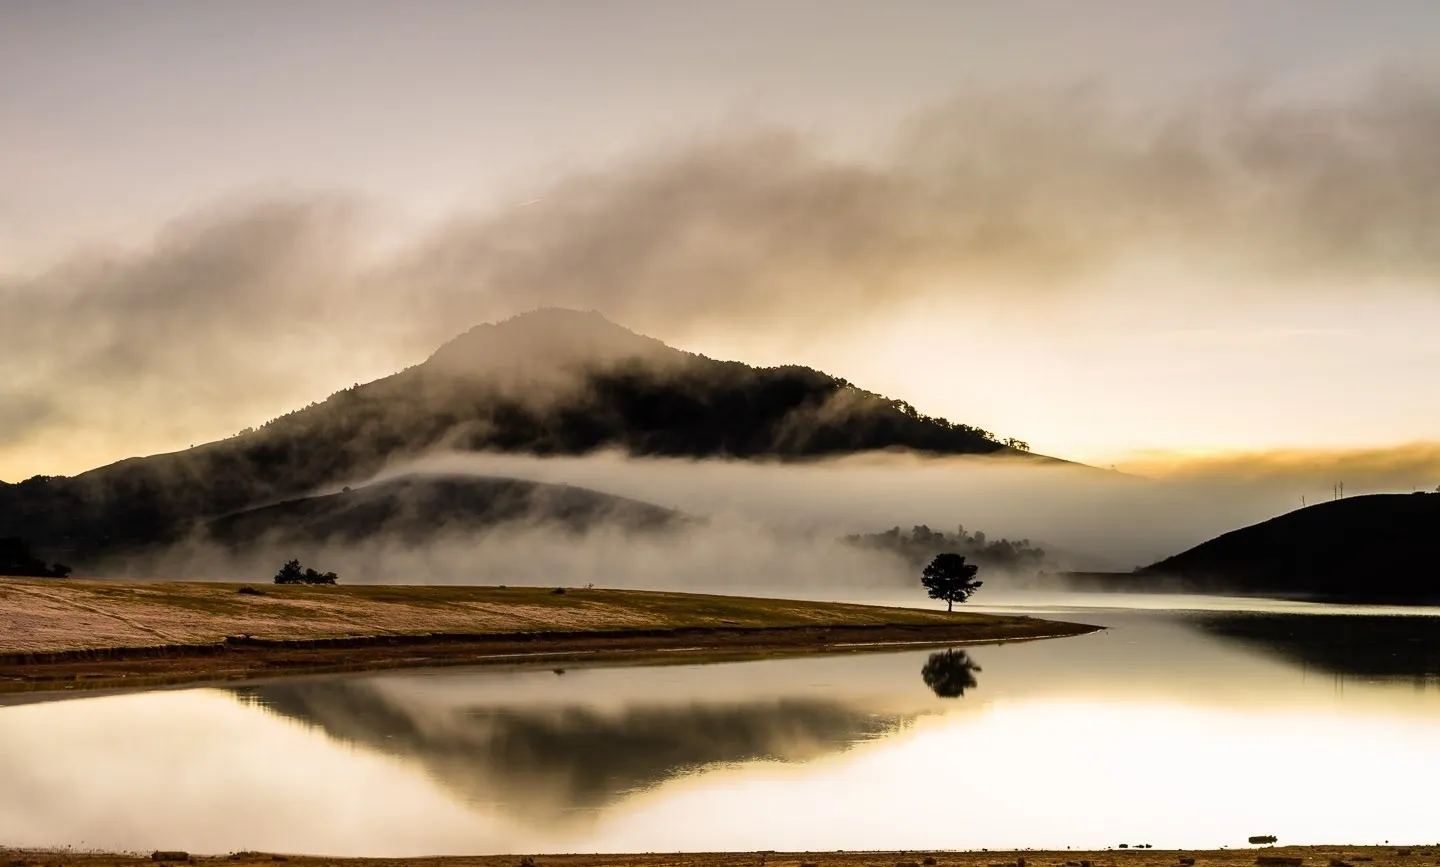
[[846, 524, 1048, 572], [0, 311, 1034, 564], [273, 558, 338, 585], [0, 537, 71, 577]]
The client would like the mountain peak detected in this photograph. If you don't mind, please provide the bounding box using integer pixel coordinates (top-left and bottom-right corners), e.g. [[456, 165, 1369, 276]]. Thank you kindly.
[[425, 308, 683, 378]]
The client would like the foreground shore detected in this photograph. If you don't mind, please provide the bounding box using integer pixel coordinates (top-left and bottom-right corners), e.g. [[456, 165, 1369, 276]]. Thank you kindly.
[[1, 847, 1429, 867], [0, 579, 1097, 695]]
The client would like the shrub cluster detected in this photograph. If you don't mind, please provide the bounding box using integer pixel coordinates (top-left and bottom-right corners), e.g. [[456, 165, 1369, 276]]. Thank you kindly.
[[272, 559, 338, 585]]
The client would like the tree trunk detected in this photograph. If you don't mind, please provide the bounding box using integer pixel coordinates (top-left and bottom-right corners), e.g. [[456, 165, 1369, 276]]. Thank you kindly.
[[947, 598, 953, 612]]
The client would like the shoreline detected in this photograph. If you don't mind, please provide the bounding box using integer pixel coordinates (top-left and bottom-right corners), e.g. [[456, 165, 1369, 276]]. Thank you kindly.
[[0, 620, 1095, 698], [0, 846, 1427, 867], [0, 579, 1099, 696]]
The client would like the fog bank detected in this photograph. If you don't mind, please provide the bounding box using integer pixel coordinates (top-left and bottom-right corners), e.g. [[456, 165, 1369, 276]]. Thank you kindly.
[[117, 442, 1440, 592]]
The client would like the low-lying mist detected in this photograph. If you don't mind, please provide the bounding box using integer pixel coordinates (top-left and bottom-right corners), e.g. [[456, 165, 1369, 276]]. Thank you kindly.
[[386, 449, 1400, 564], [137, 507, 911, 593], [114, 446, 1429, 595]]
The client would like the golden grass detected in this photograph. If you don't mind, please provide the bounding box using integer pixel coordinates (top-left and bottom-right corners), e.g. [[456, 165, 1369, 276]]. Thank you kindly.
[[0, 577, 1029, 656]]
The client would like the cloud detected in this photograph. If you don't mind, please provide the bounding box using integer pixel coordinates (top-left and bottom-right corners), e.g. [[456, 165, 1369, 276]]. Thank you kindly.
[[6, 76, 1440, 475], [0, 197, 378, 474], [0, 394, 60, 449]]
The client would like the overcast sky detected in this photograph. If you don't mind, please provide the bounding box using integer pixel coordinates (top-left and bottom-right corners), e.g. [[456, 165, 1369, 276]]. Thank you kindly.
[[5, 0, 1440, 479]]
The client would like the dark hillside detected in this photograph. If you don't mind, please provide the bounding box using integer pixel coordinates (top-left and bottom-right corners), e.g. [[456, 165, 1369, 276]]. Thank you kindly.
[[203, 473, 683, 548], [1141, 493, 1440, 602]]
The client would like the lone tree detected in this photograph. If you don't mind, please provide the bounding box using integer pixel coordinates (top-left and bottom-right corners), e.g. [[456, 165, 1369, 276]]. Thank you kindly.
[[921, 552, 982, 611], [273, 559, 338, 585]]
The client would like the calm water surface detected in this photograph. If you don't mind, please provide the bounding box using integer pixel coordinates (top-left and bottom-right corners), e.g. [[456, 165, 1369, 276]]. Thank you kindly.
[[3, 594, 1439, 855]]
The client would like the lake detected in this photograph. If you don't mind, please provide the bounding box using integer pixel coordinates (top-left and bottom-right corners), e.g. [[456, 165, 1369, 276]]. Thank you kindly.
[[3, 594, 1439, 856]]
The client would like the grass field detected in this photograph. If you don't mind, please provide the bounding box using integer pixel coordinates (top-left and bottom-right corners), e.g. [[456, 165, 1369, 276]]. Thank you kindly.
[[0, 578, 1067, 655]]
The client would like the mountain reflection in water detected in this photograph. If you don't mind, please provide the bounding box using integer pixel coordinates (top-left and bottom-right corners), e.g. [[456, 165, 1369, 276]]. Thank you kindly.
[[235, 679, 912, 818], [1191, 613, 1440, 682]]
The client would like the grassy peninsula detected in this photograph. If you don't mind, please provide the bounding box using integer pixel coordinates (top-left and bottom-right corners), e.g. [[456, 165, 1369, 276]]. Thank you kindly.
[[0, 578, 1097, 695]]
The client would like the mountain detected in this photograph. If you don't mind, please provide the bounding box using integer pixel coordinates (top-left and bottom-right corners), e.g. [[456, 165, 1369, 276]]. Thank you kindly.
[[1139, 493, 1440, 602], [0, 307, 1035, 565], [202, 473, 683, 548]]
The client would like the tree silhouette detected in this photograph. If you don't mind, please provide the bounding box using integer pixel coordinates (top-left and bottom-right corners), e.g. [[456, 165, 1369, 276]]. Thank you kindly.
[[921, 552, 982, 611], [922, 649, 982, 698], [303, 567, 338, 585], [273, 559, 305, 584], [273, 559, 340, 585]]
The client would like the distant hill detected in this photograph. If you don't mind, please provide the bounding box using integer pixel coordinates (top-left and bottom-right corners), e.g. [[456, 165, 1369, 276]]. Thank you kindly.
[[1140, 493, 1440, 602], [202, 473, 683, 548], [0, 308, 1038, 565]]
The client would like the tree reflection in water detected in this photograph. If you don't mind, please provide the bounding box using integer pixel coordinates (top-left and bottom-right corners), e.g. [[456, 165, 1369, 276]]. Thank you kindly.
[[921, 648, 982, 698]]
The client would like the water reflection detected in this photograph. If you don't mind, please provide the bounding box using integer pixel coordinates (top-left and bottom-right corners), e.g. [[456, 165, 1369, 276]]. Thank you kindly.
[[236, 680, 911, 818], [1192, 613, 1440, 682], [921, 649, 982, 698], [2, 602, 1440, 856]]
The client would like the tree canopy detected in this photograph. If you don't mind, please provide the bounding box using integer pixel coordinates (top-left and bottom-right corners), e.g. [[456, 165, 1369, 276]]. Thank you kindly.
[[921, 552, 982, 611], [273, 558, 338, 585]]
